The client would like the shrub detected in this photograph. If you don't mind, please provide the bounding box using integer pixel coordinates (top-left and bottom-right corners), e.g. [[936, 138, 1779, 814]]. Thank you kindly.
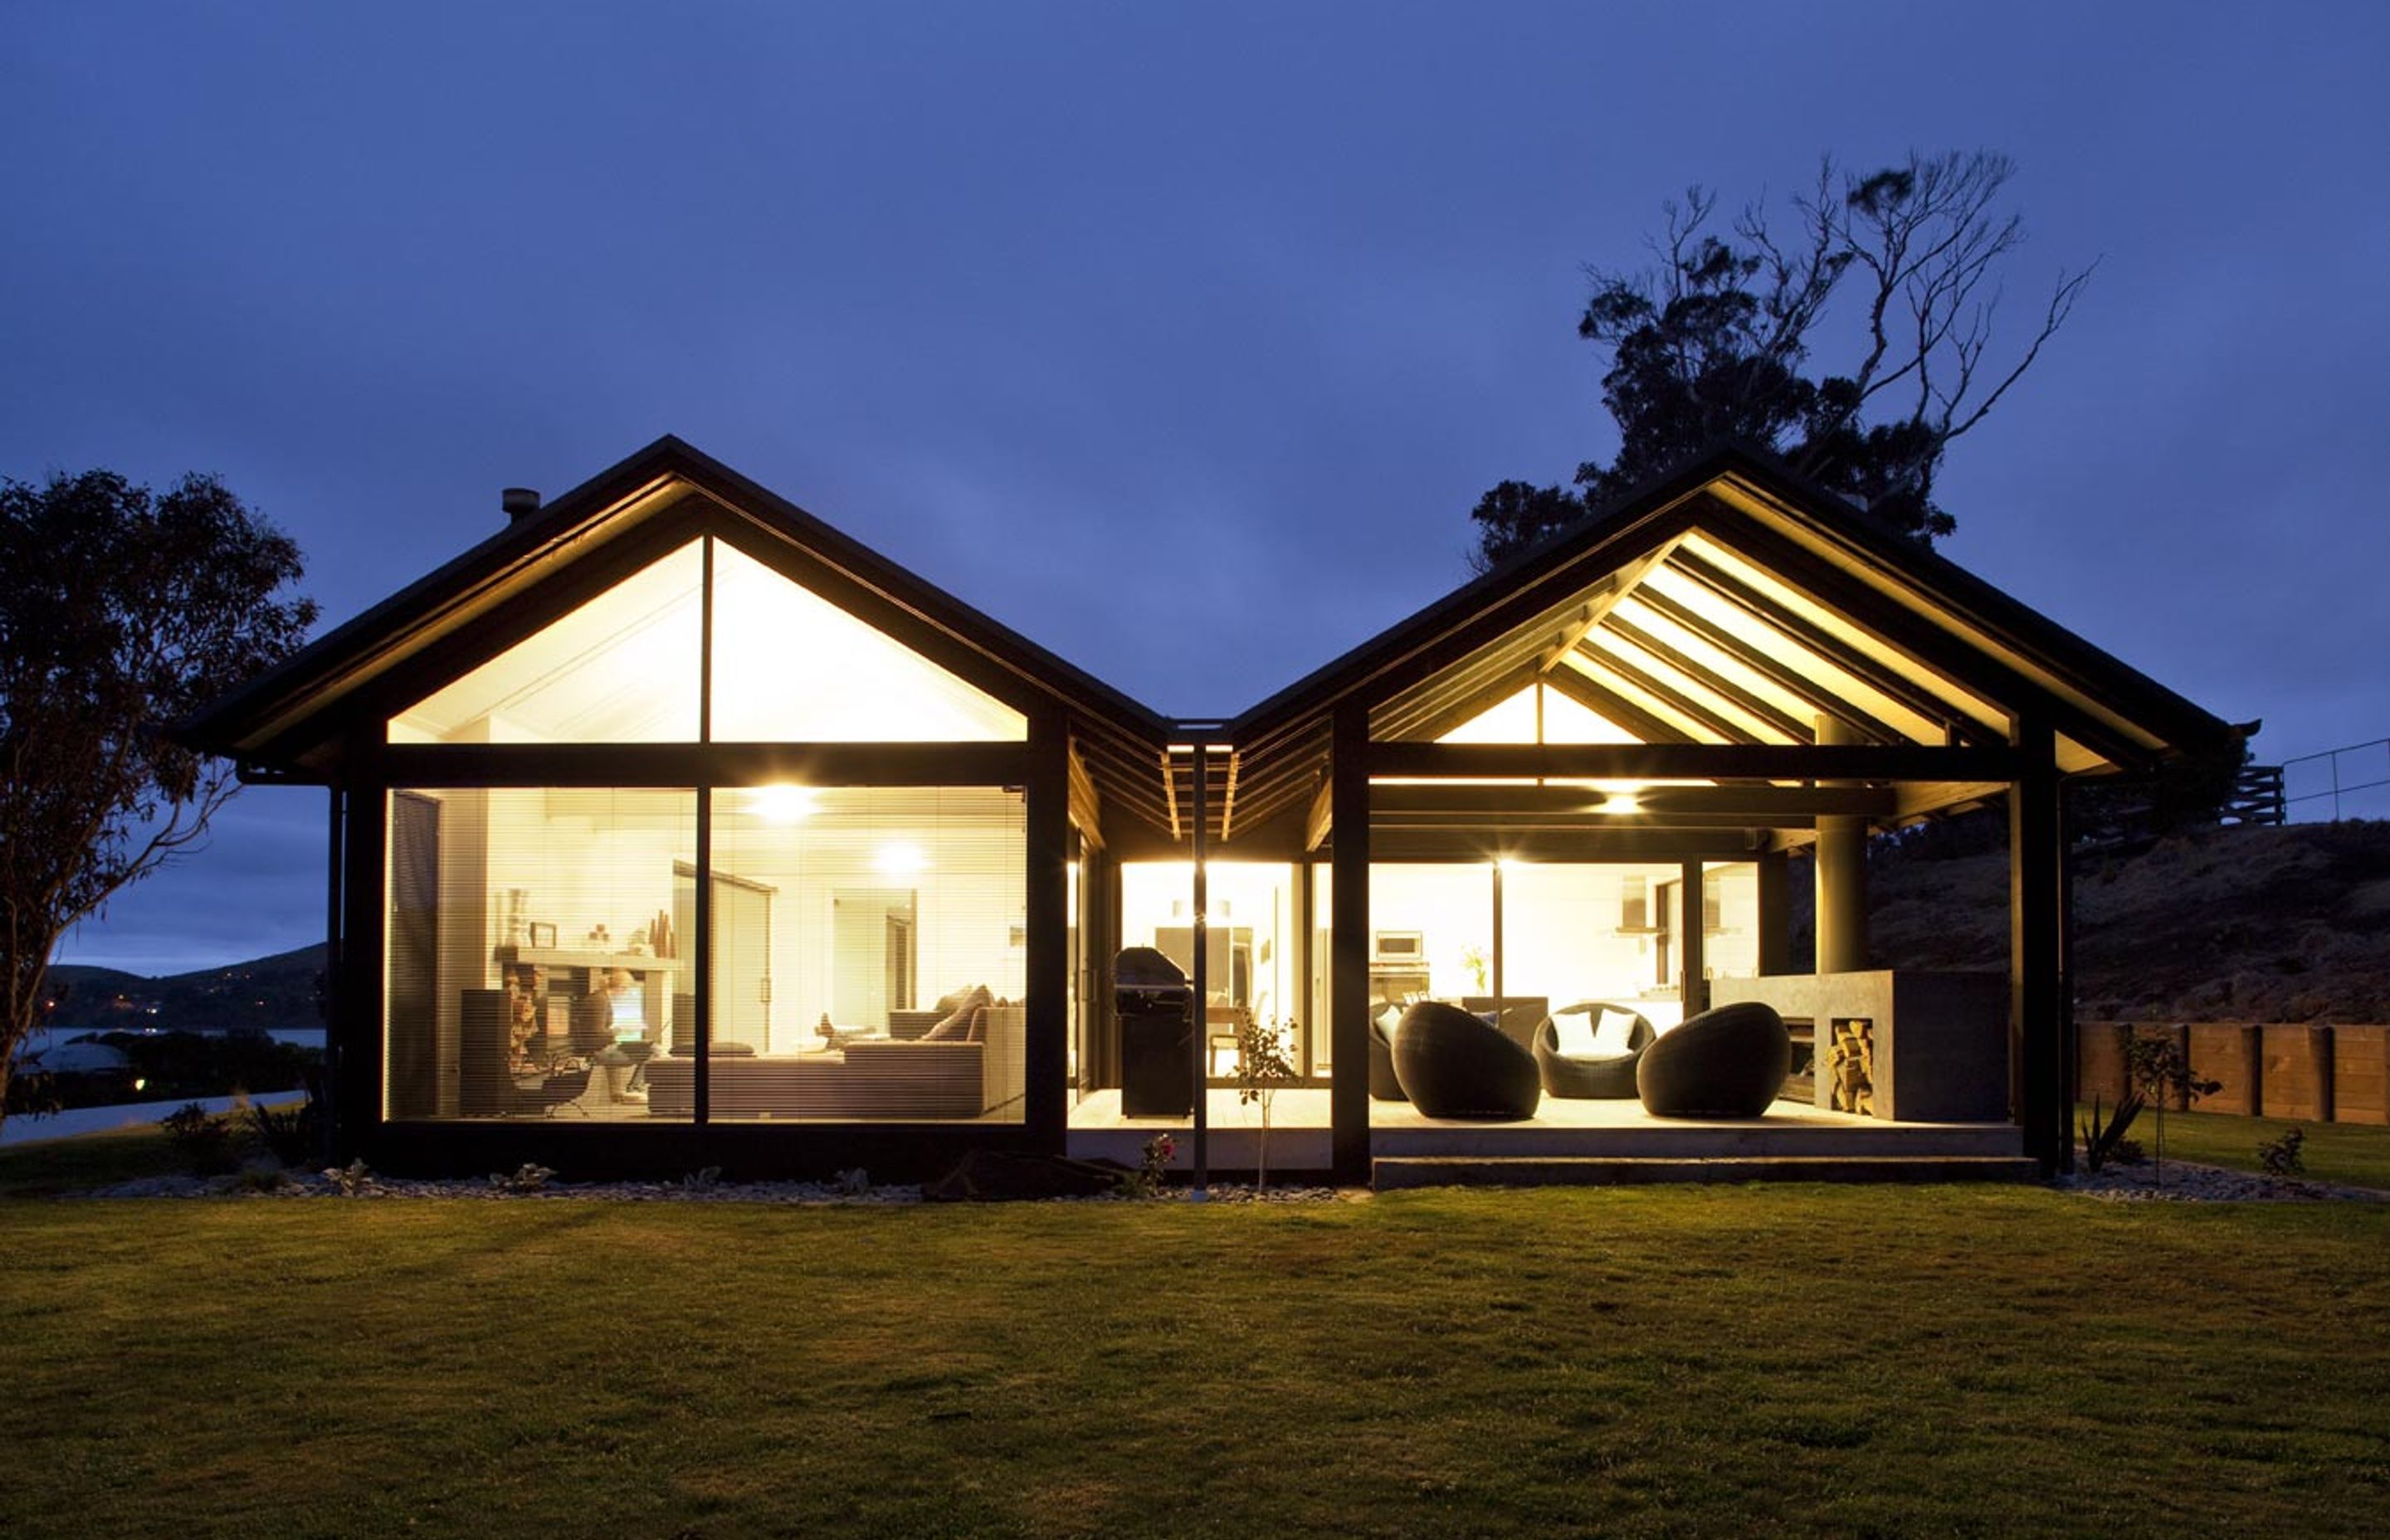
[[321, 1158, 373, 1196], [833, 1167, 870, 1196], [1118, 1133, 1177, 1199], [2077, 1094, 2144, 1174], [2257, 1127, 2306, 1177], [246, 1093, 319, 1168], [159, 1103, 238, 1175], [681, 1166, 723, 1191], [488, 1162, 556, 1194]]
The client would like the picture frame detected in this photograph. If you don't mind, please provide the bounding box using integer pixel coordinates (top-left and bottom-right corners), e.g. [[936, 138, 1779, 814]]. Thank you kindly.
[[527, 921, 558, 949]]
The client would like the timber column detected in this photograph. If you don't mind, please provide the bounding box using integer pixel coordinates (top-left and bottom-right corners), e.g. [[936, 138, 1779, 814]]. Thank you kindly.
[[1812, 716, 1869, 974]]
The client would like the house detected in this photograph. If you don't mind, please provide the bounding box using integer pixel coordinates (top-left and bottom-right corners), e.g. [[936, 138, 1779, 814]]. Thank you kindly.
[[182, 436, 2232, 1185]]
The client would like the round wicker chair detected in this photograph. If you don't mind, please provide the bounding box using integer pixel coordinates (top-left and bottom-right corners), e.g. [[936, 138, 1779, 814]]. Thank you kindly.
[[1635, 1001, 1792, 1118], [1531, 1003, 1656, 1099], [1391, 1000, 1541, 1120], [1367, 1006, 1409, 1102]]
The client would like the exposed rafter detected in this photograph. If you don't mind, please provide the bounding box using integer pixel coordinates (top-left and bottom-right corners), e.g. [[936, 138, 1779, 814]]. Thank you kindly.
[[1578, 638, 1762, 744], [1535, 535, 1684, 672], [1597, 614, 1818, 744], [1629, 586, 1904, 744], [1669, 548, 1988, 744], [1543, 659, 1688, 745]]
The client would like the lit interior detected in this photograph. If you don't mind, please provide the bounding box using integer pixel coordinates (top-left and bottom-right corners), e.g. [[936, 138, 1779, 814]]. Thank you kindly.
[[708, 543, 1027, 743]]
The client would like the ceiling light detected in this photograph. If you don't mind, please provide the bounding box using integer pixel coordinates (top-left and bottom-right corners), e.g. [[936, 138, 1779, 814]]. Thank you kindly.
[[745, 784, 818, 823]]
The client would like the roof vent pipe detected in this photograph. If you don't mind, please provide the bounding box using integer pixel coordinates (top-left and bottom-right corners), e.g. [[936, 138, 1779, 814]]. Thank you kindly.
[[500, 487, 543, 523]]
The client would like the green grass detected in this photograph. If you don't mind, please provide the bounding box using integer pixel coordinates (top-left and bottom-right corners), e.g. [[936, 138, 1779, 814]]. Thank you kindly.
[[0, 1121, 192, 1197], [2078, 1104, 2390, 1190], [1, 1179, 2385, 1538]]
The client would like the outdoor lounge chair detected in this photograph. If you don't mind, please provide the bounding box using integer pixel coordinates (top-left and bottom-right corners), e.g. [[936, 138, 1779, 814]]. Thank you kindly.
[[1532, 1003, 1656, 1099], [1635, 1001, 1792, 1118], [1368, 1006, 1408, 1101], [1390, 1000, 1541, 1120]]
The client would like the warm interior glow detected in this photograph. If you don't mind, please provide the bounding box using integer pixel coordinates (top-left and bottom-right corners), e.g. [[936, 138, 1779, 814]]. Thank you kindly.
[[390, 542, 705, 744], [874, 841, 929, 875], [709, 543, 1028, 743]]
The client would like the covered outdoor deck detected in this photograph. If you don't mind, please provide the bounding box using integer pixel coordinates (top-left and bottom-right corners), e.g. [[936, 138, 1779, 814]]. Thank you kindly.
[[1066, 1087, 2022, 1177]]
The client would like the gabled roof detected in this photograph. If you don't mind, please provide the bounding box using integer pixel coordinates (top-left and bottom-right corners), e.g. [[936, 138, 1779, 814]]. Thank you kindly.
[[182, 435, 1176, 827], [1211, 444, 2234, 838]]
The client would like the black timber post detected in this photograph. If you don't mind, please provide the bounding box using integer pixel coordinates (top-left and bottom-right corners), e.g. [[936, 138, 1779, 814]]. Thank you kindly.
[[1025, 712, 1072, 1153], [2010, 716, 2066, 1172], [1753, 848, 1791, 975], [1329, 699, 1372, 1184], [337, 744, 385, 1159], [320, 783, 347, 1164]]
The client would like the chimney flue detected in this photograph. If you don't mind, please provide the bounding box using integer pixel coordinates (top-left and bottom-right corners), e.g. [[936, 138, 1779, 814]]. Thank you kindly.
[[501, 486, 542, 523]]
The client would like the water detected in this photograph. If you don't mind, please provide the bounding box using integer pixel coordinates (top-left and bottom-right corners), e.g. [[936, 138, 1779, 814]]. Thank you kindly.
[[21, 1026, 325, 1058], [8, 1026, 322, 1148]]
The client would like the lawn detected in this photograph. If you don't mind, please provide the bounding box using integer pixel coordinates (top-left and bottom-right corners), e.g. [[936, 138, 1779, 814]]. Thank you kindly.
[[2081, 1104, 2390, 1191], [2, 1146, 2386, 1540]]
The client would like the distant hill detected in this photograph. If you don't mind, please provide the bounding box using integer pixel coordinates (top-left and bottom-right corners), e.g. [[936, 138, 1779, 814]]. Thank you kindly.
[[41, 943, 327, 1031], [1809, 821, 2390, 1024]]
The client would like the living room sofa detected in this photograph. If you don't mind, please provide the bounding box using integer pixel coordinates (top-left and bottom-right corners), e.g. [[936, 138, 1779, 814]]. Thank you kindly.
[[644, 1005, 1024, 1118]]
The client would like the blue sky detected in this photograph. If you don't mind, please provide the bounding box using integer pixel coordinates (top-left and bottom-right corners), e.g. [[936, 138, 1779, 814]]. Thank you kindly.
[[7, 2, 2387, 973]]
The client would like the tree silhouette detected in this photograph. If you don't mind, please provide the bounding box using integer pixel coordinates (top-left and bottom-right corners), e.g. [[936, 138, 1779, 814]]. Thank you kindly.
[[1471, 151, 2091, 569], [1, 470, 315, 1124]]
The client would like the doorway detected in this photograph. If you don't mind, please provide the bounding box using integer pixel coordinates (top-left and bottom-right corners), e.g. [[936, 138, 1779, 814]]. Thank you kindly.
[[832, 888, 918, 1028]]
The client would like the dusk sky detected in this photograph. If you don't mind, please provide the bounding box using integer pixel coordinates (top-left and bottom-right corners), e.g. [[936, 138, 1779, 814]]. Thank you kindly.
[[7, 2, 2388, 975]]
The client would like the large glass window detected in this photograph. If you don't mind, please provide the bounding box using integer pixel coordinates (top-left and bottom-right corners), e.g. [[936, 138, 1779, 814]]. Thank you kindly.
[[385, 787, 698, 1121], [1119, 861, 1302, 1076], [391, 546, 704, 745], [388, 537, 1026, 745], [700, 786, 1027, 1122], [1367, 864, 1495, 1006], [1433, 681, 1638, 744], [1500, 862, 1686, 1028], [383, 783, 1027, 1123], [709, 543, 1026, 742]]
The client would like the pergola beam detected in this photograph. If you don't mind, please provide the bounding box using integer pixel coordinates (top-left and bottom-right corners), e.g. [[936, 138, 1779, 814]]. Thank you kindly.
[[1367, 740, 2023, 782], [1371, 783, 1895, 819], [1363, 827, 1773, 862]]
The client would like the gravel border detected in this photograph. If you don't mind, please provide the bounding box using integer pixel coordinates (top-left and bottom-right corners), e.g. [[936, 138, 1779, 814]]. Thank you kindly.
[[2054, 1157, 2389, 1204], [71, 1168, 1353, 1205]]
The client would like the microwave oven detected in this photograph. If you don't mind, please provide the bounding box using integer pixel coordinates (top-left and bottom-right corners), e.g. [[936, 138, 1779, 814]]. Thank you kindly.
[[1371, 930, 1424, 963]]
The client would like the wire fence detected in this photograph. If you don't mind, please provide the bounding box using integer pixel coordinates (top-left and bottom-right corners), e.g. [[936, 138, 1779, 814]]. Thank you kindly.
[[2278, 737, 2390, 823]]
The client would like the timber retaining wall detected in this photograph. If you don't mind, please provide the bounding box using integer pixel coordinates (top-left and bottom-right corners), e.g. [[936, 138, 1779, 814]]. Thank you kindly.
[[2077, 1021, 2389, 1125]]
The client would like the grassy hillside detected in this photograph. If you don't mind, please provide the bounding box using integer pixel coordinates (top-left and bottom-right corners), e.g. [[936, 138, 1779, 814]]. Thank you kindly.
[[41, 943, 325, 1031], [1846, 821, 2390, 1023]]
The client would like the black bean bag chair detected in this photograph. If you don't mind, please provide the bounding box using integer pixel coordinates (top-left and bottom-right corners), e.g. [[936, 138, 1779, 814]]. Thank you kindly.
[[1636, 1001, 1792, 1118], [1532, 1003, 1657, 1099], [1368, 1006, 1408, 1102], [1391, 1000, 1541, 1120]]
